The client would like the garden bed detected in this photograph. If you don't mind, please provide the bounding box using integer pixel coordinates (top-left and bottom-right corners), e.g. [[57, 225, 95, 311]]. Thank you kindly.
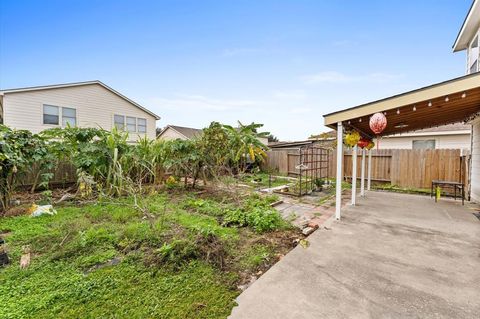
[[0, 187, 302, 319]]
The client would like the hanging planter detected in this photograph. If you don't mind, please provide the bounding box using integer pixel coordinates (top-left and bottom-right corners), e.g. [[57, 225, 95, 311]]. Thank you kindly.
[[344, 131, 360, 147]]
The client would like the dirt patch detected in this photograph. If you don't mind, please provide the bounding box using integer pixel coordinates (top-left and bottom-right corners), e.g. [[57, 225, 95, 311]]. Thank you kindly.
[[3, 205, 30, 217], [229, 228, 304, 288], [85, 257, 122, 274]]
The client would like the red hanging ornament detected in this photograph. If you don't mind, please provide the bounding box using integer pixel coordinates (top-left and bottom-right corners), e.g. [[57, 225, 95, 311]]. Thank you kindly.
[[369, 113, 387, 149], [357, 137, 369, 149], [369, 113, 387, 134]]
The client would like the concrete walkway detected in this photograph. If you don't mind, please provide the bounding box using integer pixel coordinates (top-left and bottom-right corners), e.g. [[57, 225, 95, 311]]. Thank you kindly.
[[229, 191, 480, 319]]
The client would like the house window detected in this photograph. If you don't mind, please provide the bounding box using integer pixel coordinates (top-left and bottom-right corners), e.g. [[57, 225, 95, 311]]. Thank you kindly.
[[412, 140, 435, 150], [114, 114, 125, 130], [62, 107, 76, 127], [137, 118, 147, 133], [43, 105, 59, 125], [126, 116, 136, 132]]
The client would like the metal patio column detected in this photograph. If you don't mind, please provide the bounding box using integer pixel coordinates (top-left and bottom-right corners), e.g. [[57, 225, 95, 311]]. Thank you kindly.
[[351, 145, 357, 205], [335, 122, 343, 220], [360, 148, 366, 197]]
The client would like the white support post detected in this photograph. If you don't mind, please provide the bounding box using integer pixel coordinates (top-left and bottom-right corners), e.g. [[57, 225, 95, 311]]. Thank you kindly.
[[335, 122, 343, 220], [360, 148, 366, 197], [367, 149, 372, 191], [351, 145, 357, 206]]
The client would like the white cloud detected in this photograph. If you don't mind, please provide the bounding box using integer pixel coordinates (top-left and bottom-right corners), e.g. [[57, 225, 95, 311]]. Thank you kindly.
[[301, 71, 403, 84]]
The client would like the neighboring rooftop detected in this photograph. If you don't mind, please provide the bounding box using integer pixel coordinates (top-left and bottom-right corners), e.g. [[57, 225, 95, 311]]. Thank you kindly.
[[268, 140, 315, 149], [453, 0, 480, 52], [159, 125, 203, 139], [0, 80, 161, 120]]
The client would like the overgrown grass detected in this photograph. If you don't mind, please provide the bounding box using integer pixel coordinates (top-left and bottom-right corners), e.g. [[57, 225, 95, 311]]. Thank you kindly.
[[372, 183, 431, 195], [0, 190, 297, 318], [240, 173, 291, 188]]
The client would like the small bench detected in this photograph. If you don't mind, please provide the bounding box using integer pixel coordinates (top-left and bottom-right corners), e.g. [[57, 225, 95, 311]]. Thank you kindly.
[[431, 180, 464, 205]]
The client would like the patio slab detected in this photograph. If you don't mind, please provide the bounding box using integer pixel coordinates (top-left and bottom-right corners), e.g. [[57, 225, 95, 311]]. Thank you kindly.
[[229, 191, 480, 319]]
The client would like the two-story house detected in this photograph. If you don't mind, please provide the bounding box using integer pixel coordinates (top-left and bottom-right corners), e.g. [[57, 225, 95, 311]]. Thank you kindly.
[[453, 0, 480, 74], [0, 80, 160, 140]]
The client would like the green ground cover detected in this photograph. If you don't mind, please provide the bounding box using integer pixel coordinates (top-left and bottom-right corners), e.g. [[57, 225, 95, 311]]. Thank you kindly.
[[0, 189, 297, 319], [241, 173, 292, 188]]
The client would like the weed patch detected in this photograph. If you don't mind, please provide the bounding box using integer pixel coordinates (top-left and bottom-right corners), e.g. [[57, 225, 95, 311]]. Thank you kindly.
[[0, 190, 301, 318]]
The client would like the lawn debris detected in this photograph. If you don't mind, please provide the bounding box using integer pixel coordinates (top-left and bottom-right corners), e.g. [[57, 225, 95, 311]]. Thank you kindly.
[[299, 239, 310, 248], [29, 204, 57, 217], [0, 237, 9, 266], [55, 192, 76, 204], [302, 227, 316, 236], [19, 245, 31, 269], [269, 200, 284, 207]]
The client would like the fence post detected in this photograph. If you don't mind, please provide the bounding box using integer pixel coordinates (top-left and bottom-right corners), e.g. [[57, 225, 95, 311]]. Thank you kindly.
[[367, 149, 372, 191], [360, 148, 366, 197]]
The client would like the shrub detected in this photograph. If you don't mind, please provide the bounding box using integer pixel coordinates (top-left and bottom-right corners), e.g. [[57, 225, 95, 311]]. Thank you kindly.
[[223, 195, 285, 233], [0, 126, 54, 212], [245, 207, 284, 233], [223, 209, 247, 227]]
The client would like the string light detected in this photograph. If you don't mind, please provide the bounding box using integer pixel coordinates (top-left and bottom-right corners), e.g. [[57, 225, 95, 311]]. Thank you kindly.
[[462, 92, 467, 98], [396, 109, 400, 114], [359, 118, 362, 122], [445, 96, 449, 102], [413, 105, 416, 111], [428, 101, 432, 107]]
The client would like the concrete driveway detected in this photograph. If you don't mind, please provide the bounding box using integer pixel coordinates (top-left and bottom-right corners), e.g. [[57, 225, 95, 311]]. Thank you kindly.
[[229, 191, 480, 319]]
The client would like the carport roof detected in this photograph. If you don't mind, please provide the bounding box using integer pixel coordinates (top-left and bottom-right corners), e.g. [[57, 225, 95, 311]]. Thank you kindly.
[[323, 73, 480, 137]]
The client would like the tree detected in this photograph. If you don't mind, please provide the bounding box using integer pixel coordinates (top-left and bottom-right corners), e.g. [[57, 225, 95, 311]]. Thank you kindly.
[[162, 139, 203, 187], [0, 126, 54, 212], [156, 127, 163, 137], [267, 134, 279, 143], [223, 121, 268, 174]]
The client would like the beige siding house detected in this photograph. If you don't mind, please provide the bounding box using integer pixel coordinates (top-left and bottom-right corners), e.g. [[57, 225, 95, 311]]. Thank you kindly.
[[454, 0, 480, 201], [379, 123, 471, 150], [157, 125, 203, 141], [0, 81, 160, 140], [306, 124, 470, 150]]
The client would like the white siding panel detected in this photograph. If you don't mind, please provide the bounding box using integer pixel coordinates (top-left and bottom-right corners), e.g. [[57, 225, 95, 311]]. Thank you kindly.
[[158, 127, 187, 140], [378, 134, 471, 150], [3, 84, 157, 140], [471, 120, 480, 202]]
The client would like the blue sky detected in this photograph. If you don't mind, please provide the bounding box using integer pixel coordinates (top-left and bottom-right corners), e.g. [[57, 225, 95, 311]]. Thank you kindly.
[[0, 0, 472, 140]]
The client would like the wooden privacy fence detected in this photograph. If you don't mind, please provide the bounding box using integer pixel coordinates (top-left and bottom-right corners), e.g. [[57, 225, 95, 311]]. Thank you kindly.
[[264, 148, 470, 190], [19, 162, 77, 189]]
